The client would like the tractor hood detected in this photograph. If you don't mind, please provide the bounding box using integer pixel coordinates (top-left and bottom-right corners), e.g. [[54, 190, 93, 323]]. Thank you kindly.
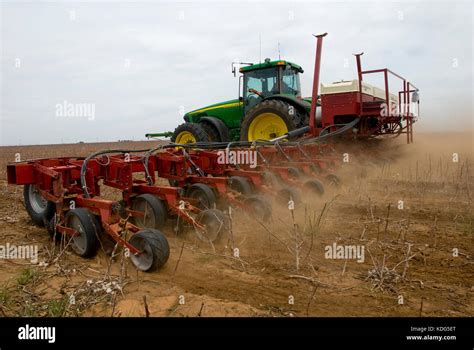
[[184, 99, 242, 120]]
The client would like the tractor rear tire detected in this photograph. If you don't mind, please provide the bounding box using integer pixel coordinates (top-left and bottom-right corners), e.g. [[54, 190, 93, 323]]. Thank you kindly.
[[171, 123, 210, 144], [240, 100, 305, 141]]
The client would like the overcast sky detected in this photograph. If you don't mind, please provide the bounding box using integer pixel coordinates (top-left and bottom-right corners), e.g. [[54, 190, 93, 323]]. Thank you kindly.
[[0, 0, 472, 145]]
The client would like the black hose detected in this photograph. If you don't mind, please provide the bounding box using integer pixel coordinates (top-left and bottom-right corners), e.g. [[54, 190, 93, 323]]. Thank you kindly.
[[300, 118, 360, 144]]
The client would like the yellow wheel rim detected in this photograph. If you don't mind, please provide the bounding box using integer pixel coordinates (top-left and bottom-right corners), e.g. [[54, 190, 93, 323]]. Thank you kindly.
[[175, 131, 197, 144], [247, 112, 288, 141]]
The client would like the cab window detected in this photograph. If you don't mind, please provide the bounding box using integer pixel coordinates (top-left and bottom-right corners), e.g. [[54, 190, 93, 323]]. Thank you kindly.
[[281, 66, 301, 96], [244, 68, 279, 97]]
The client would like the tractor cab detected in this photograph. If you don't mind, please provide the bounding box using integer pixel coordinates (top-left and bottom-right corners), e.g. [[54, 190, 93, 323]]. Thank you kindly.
[[240, 59, 303, 112], [167, 58, 308, 143]]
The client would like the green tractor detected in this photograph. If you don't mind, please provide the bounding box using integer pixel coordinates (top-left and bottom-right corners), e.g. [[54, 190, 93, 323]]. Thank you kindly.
[[150, 58, 315, 143]]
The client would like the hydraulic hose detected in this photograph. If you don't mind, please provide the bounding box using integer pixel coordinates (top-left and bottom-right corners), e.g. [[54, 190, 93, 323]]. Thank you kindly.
[[80, 148, 150, 198]]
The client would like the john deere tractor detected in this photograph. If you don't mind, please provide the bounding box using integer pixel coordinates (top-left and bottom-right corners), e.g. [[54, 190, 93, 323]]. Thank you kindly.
[[163, 58, 314, 143]]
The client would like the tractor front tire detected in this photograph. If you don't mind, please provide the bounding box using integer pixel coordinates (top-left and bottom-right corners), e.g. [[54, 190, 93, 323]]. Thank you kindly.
[[199, 118, 230, 142], [171, 123, 210, 144], [200, 122, 221, 142]]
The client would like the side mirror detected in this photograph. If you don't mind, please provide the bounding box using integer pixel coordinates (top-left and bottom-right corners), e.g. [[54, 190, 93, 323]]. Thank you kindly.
[[411, 91, 419, 103], [239, 96, 243, 101]]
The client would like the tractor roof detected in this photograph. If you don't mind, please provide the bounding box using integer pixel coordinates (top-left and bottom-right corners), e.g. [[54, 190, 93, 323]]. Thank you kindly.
[[239, 60, 304, 73]]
